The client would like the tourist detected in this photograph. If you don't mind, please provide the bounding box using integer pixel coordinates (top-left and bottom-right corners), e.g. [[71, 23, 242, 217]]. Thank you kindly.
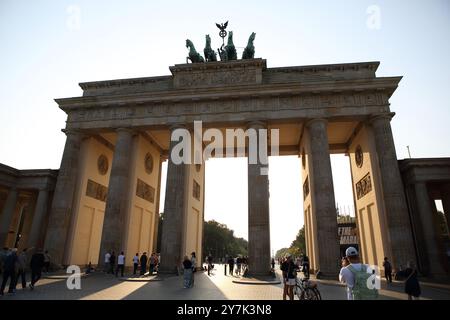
[[140, 252, 148, 275], [104, 250, 111, 273], [399, 261, 421, 300], [0, 247, 10, 276], [0, 248, 18, 295], [15, 248, 28, 290], [280, 253, 298, 300], [155, 254, 160, 273], [383, 257, 393, 283], [43, 250, 51, 273], [301, 254, 310, 278], [182, 256, 193, 288], [339, 247, 378, 300], [190, 252, 196, 287], [109, 251, 116, 274], [228, 256, 234, 276], [133, 253, 139, 275], [236, 256, 242, 276], [207, 254, 213, 276], [271, 258, 275, 271], [149, 253, 156, 275], [29, 248, 45, 290], [116, 251, 125, 277]]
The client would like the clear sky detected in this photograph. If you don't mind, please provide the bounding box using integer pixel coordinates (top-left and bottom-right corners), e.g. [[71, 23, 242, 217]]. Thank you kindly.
[[1, 1, 449, 253]]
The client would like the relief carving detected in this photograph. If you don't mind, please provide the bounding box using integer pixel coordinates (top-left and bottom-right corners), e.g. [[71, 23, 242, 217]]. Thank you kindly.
[[356, 173, 372, 200], [136, 178, 155, 203]]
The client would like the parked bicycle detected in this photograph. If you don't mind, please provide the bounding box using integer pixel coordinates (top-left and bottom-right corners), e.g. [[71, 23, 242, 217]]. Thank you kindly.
[[293, 274, 322, 300]]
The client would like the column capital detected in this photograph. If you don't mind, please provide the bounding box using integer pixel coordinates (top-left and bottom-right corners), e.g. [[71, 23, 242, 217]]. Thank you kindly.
[[61, 129, 88, 140], [246, 120, 267, 130], [305, 118, 328, 129], [169, 123, 188, 132], [369, 112, 396, 125], [115, 127, 136, 135]]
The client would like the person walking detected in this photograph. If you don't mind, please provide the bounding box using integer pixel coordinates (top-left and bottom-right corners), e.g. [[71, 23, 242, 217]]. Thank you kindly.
[[104, 250, 111, 273], [339, 247, 378, 300], [29, 249, 45, 290], [109, 251, 116, 275], [399, 261, 421, 300], [383, 257, 393, 284], [116, 252, 125, 277], [236, 256, 242, 276], [280, 253, 298, 300], [43, 250, 51, 273], [132, 253, 139, 275], [0, 248, 18, 295], [301, 254, 310, 278], [0, 247, 9, 276], [271, 258, 275, 271], [182, 256, 193, 288], [149, 253, 156, 275], [140, 252, 148, 276], [15, 248, 28, 290], [228, 256, 234, 276]]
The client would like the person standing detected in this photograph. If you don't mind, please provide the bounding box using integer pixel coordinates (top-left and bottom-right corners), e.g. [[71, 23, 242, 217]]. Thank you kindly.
[[271, 258, 275, 271], [236, 256, 242, 276], [182, 256, 193, 288], [280, 254, 298, 300], [149, 253, 156, 275], [0, 248, 18, 295], [116, 252, 125, 277], [109, 251, 116, 275], [43, 250, 51, 273], [104, 251, 111, 273], [132, 253, 139, 275], [29, 249, 45, 290], [15, 248, 28, 290], [383, 257, 393, 284], [190, 252, 196, 287], [0, 247, 10, 276], [228, 256, 234, 276], [339, 247, 378, 300], [140, 252, 148, 276], [301, 254, 310, 278]]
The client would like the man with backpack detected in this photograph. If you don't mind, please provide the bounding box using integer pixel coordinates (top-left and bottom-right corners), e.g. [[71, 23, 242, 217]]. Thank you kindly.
[[339, 247, 379, 300]]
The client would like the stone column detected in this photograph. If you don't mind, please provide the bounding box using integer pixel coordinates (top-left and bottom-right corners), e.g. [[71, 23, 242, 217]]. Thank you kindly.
[[98, 128, 134, 262], [306, 119, 340, 278], [370, 113, 416, 269], [0, 187, 18, 247], [414, 182, 446, 276], [27, 188, 49, 248], [44, 130, 82, 266], [247, 121, 271, 276], [441, 184, 450, 235], [159, 125, 188, 274]]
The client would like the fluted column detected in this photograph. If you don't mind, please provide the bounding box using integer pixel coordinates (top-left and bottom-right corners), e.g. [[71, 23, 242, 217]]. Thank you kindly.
[[98, 128, 134, 261], [370, 113, 416, 269], [0, 187, 18, 247], [159, 125, 188, 273], [27, 188, 49, 248], [247, 121, 271, 276], [306, 119, 340, 278], [414, 182, 446, 276], [44, 130, 82, 266]]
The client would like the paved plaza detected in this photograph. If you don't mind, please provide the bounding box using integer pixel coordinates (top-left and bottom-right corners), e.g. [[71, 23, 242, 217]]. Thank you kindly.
[[2, 264, 450, 300]]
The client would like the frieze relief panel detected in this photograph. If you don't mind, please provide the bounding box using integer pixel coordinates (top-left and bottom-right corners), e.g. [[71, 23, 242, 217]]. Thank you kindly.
[[355, 173, 372, 200], [86, 179, 108, 202], [136, 178, 155, 203], [174, 68, 258, 88], [67, 92, 389, 125]]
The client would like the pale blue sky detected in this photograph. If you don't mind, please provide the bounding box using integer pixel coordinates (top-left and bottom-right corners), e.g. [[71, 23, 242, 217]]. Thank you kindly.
[[1, 1, 449, 252]]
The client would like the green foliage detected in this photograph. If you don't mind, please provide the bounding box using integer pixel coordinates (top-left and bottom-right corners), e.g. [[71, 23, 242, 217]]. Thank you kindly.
[[275, 226, 306, 259], [203, 220, 247, 259]]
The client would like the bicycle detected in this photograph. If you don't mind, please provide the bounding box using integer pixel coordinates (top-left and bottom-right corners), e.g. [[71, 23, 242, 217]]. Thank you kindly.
[[293, 276, 322, 300]]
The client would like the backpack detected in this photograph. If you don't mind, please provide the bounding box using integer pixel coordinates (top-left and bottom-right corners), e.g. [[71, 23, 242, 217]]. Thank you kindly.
[[347, 264, 379, 300]]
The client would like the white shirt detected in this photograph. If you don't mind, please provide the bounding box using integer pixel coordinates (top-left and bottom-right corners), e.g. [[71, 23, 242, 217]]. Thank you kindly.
[[133, 256, 139, 264], [339, 263, 363, 300], [105, 252, 111, 263], [118, 254, 125, 265]]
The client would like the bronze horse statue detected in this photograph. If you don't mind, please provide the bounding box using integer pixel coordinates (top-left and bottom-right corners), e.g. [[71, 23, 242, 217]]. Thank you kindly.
[[186, 39, 205, 63]]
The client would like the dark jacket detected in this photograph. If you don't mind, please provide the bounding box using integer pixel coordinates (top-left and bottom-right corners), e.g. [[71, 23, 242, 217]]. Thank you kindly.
[[140, 255, 148, 266], [4, 252, 18, 272], [30, 253, 45, 270]]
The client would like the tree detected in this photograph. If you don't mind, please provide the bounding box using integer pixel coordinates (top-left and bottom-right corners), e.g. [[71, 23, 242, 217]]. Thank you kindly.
[[203, 220, 248, 260]]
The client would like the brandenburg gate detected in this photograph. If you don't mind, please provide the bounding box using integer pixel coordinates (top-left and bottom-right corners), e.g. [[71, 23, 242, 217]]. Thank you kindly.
[[38, 57, 418, 278]]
